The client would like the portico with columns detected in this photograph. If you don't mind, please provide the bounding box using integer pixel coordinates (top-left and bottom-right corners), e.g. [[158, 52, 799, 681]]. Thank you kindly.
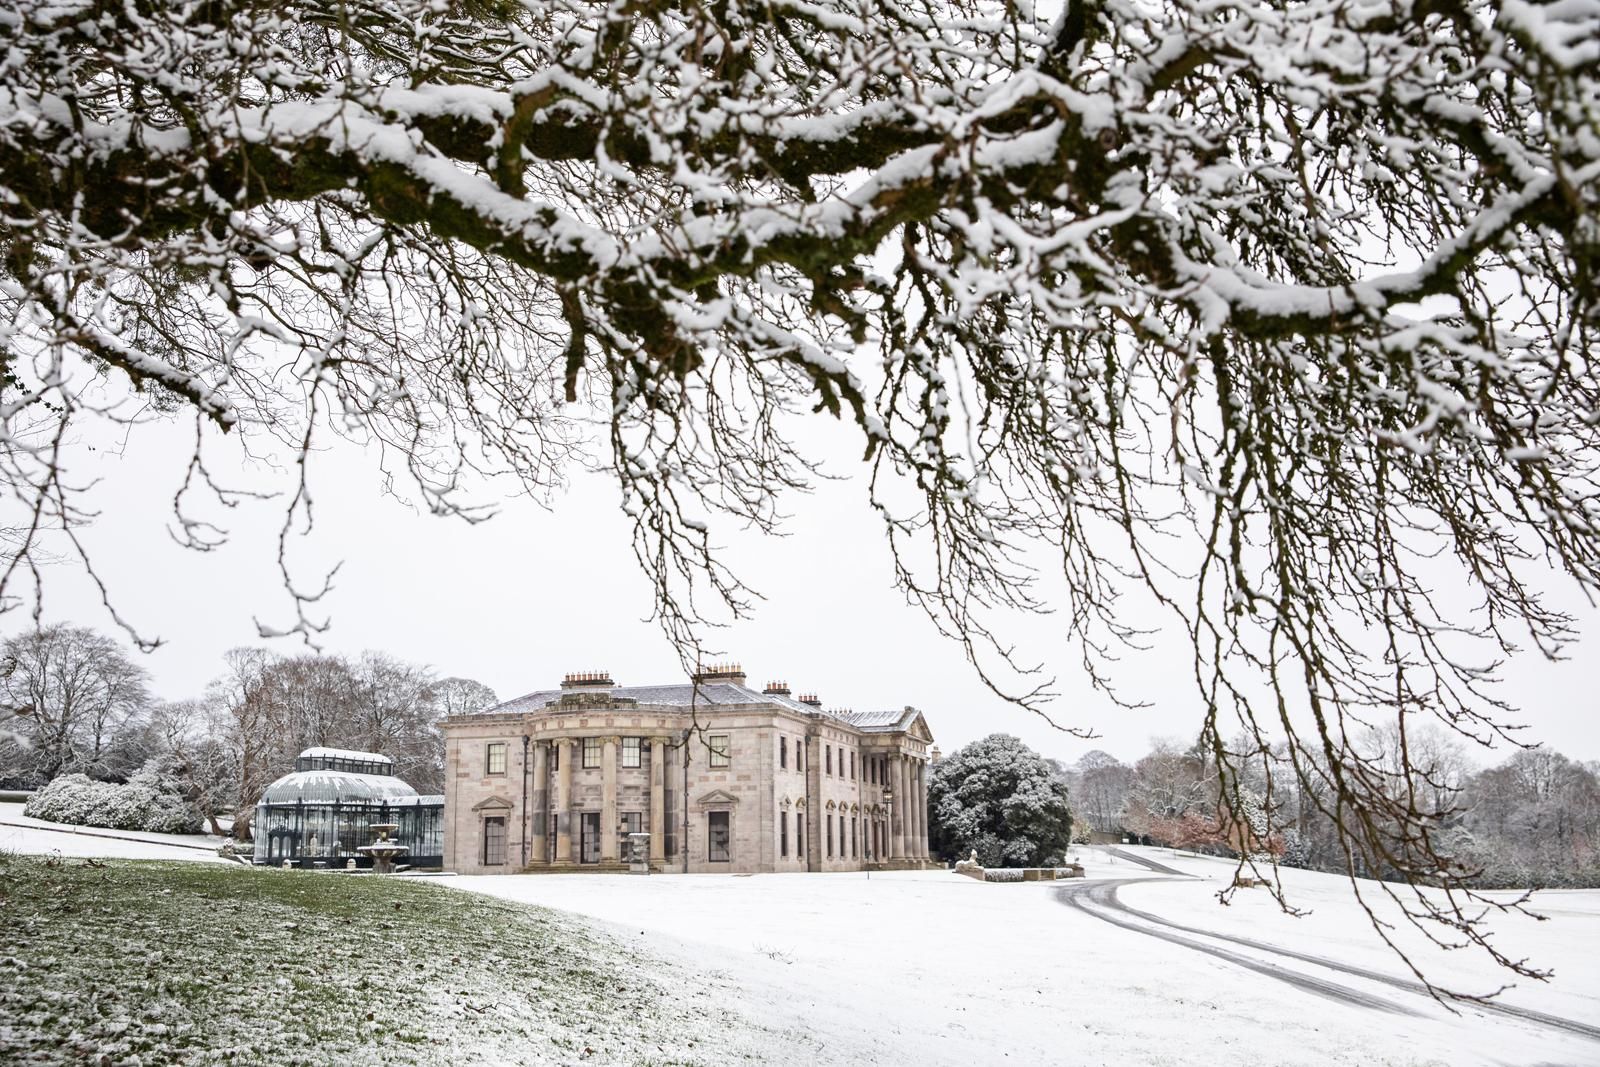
[[441, 666, 937, 875]]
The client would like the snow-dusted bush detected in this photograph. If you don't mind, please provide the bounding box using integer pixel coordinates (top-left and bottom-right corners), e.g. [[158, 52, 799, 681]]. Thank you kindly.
[[25, 761, 202, 834], [983, 868, 1026, 883], [1279, 829, 1311, 870], [930, 735, 1074, 868]]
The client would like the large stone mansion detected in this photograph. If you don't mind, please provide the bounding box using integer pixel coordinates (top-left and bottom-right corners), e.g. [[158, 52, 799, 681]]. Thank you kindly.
[[440, 665, 937, 874]]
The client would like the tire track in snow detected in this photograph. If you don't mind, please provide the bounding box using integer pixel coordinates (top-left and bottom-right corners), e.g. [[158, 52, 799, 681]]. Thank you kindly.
[[1062, 850, 1600, 1044], [1056, 876, 1421, 1016]]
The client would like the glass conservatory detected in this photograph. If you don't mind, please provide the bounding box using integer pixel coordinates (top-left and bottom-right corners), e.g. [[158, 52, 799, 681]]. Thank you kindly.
[[252, 748, 444, 869]]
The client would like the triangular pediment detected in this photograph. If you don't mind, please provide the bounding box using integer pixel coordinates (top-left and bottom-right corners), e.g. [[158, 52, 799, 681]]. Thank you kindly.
[[905, 711, 935, 743], [472, 794, 514, 812], [695, 789, 740, 810]]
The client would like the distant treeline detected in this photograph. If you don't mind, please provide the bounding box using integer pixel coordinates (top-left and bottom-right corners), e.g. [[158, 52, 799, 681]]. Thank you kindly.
[[0, 624, 497, 838], [1059, 730, 1600, 890]]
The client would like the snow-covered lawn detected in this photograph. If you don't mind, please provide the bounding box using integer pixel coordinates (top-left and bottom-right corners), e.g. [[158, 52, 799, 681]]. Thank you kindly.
[[0, 800, 229, 859], [0, 855, 781, 1065], [5, 820, 1595, 1065], [449, 858, 1600, 1067], [0, 822, 229, 863]]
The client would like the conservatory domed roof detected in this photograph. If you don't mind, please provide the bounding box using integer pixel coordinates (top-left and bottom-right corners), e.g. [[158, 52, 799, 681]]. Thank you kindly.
[[259, 768, 419, 806]]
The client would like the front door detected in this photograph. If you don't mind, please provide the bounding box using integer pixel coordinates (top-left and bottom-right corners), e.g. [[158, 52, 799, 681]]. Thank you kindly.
[[580, 812, 601, 864]]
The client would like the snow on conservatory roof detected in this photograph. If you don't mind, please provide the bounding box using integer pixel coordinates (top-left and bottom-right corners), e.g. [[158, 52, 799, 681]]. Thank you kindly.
[[260, 769, 419, 807], [298, 747, 392, 766]]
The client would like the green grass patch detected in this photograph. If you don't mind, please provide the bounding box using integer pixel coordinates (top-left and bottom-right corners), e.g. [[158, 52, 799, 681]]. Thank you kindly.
[[0, 854, 759, 1065]]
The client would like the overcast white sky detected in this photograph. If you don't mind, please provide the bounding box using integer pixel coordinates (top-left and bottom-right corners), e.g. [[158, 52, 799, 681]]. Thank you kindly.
[[14, 402, 1599, 769]]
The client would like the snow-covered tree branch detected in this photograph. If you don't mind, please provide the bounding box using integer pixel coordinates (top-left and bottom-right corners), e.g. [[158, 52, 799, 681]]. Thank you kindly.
[[2, 0, 1598, 991]]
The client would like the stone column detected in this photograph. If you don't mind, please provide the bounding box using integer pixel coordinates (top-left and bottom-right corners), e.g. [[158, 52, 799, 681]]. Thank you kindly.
[[555, 738, 574, 863], [891, 754, 907, 860], [649, 736, 667, 864], [916, 761, 928, 860], [601, 736, 619, 862], [905, 757, 919, 861], [530, 741, 549, 866], [915, 758, 928, 857]]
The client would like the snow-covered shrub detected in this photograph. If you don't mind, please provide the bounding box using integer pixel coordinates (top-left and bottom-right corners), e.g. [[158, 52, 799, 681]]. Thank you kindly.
[[1279, 828, 1311, 869], [25, 761, 202, 834], [930, 735, 1074, 868], [983, 868, 1026, 882]]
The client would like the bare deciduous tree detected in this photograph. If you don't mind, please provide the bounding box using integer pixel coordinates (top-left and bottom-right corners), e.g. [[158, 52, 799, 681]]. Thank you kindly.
[[209, 647, 491, 829], [0, 625, 151, 784], [1065, 750, 1131, 836]]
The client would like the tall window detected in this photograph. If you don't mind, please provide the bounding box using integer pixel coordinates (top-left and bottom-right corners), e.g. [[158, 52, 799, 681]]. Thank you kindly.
[[622, 736, 642, 768], [796, 813, 804, 857], [852, 817, 858, 858], [840, 815, 846, 858], [780, 813, 788, 857], [709, 734, 731, 768], [620, 811, 643, 836], [826, 814, 833, 857], [850, 751, 856, 780], [708, 811, 730, 862], [779, 736, 787, 769], [483, 816, 507, 865], [485, 742, 507, 776], [798, 739, 804, 771], [825, 745, 832, 775], [582, 737, 602, 768]]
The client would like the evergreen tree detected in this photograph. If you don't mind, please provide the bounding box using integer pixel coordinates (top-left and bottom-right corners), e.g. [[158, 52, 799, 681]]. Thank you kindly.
[[930, 735, 1073, 868]]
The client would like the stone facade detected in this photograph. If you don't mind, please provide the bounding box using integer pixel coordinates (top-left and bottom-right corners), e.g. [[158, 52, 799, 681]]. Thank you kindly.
[[440, 668, 937, 875]]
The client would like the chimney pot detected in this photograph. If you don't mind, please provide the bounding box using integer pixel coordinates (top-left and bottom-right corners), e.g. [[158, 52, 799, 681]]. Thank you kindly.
[[692, 661, 748, 686]]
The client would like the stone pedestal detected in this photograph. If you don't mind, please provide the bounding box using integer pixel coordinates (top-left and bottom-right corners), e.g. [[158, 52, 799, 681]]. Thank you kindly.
[[627, 832, 651, 874]]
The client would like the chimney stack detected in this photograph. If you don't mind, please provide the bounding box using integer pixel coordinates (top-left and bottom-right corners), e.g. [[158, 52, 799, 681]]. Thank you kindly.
[[763, 680, 791, 697], [797, 693, 822, 707], [561, 670, 615, 689], [692, 662, 747, 686]]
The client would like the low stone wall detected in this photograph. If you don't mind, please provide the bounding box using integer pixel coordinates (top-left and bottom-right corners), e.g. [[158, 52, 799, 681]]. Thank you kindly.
[[953, 860, 1085, 882]]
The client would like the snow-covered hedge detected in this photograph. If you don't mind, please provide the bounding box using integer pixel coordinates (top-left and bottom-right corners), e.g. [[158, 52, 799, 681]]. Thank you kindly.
[[24, 763, 202, 835], [982, 868, 1026, 882]]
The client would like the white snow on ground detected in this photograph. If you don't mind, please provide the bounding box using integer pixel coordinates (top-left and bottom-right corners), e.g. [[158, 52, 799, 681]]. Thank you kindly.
[[0, 822, 228, 862], [0, 800, 229, 849], [6, 814, 1596, 1066], [0, 800, 228, 863], [449, 857, 1600, 1067], [1116, 846, 1600, 1024]]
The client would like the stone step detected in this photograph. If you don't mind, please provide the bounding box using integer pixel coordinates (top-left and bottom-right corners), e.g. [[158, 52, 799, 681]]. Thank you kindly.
[[521, 861, 664, 874]]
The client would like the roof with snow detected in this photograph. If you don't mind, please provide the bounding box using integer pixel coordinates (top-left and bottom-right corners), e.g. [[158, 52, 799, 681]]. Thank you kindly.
[[472, 683, 931, 736], [260, 769, 420, 807], [485, 682, 816, 715], [298, 747, 392, 766]]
